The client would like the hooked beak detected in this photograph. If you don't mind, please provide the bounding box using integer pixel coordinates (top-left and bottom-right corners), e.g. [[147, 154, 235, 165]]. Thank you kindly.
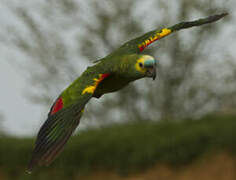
[[144, 58, 157, 80], [146, 66, 156, 80]]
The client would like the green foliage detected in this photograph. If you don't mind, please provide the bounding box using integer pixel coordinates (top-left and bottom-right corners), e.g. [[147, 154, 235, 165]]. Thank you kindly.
[[1, 114, 236, 179], [0, 113, 4, 136]]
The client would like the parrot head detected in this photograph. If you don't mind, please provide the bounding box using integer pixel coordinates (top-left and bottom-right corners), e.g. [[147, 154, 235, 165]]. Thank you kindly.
[[118, 54, 156, 81], [135, 55, 157, 80]]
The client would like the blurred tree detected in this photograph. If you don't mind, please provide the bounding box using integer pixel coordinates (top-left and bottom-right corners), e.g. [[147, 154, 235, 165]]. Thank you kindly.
[[0, 113, 5, 136], [2, 0, 234, 126]]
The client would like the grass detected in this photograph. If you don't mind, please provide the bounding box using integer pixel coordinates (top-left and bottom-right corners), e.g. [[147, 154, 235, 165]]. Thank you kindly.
[[0, 114, 235, 179]]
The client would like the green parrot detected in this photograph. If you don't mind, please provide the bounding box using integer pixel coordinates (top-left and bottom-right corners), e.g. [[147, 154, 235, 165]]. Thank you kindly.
[[27, 13, 227, 172]]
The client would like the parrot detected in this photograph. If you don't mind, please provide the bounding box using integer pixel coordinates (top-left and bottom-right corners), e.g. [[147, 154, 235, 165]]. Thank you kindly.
[[27, 13, 227, 172]]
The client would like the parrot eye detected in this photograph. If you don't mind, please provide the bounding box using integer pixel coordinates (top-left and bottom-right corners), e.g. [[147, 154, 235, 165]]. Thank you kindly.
[[139, 62, 143, 68]]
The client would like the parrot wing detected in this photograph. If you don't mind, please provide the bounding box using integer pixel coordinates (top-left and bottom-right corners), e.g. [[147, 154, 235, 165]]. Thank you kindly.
[[27, 70, 111, 173], [27, 94, 92, 173], [116, 13, 228, 54]]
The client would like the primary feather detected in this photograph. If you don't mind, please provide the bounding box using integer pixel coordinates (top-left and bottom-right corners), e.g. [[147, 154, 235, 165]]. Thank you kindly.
[[27, 95, 91, 172]]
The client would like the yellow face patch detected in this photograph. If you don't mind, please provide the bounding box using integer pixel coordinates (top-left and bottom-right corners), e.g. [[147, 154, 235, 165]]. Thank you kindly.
[[135, 58, 146, 73], [82, 74, 109, 95], [138, 28, 172, 51], [135, 55, 154, 74]]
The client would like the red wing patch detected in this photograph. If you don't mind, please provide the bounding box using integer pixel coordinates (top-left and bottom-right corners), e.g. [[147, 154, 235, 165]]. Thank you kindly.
[[50, 97, 64, 115], [101, 73, 110, 79]]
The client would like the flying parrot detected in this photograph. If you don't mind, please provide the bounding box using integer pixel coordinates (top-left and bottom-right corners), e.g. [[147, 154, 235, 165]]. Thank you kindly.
[[27, 13, 227, 172]]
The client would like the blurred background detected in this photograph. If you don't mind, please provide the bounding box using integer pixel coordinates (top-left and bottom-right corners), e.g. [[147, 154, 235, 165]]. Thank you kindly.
[[0, 0, 235, 179]]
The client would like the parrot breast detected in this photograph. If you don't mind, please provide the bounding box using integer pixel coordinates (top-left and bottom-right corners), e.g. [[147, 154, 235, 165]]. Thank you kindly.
[[93, 74, 133, 98]]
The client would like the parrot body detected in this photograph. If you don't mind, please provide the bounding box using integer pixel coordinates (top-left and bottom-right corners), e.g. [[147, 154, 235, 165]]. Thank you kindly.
[[27, 13, 227, 172]]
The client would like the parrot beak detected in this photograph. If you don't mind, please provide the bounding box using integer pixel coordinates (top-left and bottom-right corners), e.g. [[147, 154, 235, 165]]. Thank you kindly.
[[146, 66, 156, 80], [144, 58, 157, 80], [152, 68, 156, 80]]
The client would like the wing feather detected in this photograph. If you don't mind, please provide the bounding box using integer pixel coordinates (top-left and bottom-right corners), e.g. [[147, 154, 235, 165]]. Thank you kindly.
[[27, 95, 91, 173], [117, 13, 228, 54]]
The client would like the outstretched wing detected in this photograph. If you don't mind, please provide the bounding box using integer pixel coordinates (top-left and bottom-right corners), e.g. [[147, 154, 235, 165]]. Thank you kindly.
[[27, 94, 92, 173], [116, 13, 228, 54], [27, 64, 111, 173]]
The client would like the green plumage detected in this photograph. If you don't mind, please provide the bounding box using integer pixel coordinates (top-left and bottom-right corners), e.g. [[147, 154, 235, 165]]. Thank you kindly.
[[27, 13, 227, 172]]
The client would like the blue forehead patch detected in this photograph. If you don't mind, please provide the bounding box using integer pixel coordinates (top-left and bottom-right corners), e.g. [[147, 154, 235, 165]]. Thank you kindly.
[[144, 59, 156, 68]]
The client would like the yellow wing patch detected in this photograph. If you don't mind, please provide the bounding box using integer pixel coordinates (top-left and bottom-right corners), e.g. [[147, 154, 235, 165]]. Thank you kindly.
[[82, 74, 109, 95], [138, 28, 172, 51], [82, 86, 95, 95]]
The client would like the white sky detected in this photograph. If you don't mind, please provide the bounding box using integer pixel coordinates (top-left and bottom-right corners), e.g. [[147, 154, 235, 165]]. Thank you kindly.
[[0, 1, 44, 136], [0, 1, 235, 137], [0, 60, 44, 136]]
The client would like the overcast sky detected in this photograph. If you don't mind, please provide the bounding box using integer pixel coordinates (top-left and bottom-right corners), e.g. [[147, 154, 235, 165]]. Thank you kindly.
[[0, 60, 44, 136], [0, 1, 235, 137], [0, 2, 44, 136]]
